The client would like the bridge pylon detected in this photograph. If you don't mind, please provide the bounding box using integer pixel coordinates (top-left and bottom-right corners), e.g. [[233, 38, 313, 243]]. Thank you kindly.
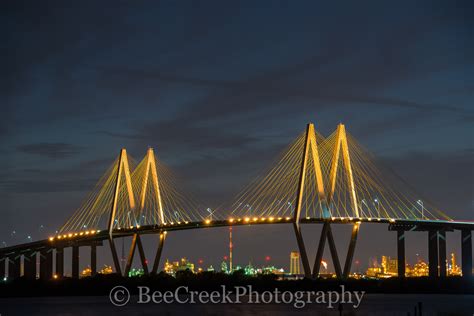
[[293, 123, 328, 278], [107, 148, 136, 275], [139, 148, 165, 224], [312, 124, 361, 279], [327, 124, 358, 217]]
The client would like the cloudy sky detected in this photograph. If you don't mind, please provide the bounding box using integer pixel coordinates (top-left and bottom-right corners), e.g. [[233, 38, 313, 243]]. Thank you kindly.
[[1, 1, 472, 272]]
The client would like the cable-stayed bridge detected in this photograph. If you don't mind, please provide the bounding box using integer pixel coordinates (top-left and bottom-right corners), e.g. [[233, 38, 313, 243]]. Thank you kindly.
[[1, 123, 472, 280]]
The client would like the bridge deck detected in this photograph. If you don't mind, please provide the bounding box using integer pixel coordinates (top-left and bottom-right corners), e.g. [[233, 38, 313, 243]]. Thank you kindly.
[[1, 217, 473, 256]]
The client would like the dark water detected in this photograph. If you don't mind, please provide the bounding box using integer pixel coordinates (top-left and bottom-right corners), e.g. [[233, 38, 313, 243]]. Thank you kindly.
[[1, 294, 473, 316]]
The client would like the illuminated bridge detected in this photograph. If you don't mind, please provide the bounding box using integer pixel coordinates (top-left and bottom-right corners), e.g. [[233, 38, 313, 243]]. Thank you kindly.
[[1, 123, 472, 280]]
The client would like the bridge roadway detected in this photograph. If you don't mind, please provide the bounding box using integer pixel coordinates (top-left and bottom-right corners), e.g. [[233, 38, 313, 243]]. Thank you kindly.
[[0, 217, 473, 280]]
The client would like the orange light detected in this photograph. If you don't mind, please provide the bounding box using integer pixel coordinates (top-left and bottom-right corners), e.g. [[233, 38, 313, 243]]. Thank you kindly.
[[205, 219, 211, 224]]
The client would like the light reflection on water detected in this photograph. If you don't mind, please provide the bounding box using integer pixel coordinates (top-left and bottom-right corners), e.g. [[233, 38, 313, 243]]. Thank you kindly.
[[1, 294, 473, 316]]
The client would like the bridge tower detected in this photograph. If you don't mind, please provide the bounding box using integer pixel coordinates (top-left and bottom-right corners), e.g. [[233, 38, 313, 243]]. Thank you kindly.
[[293, 123, 327, 278], [312, 124, 361, 279], [139, 148, 165, 224], [107, 148, 136, 275], [290, 251, 300, 275]]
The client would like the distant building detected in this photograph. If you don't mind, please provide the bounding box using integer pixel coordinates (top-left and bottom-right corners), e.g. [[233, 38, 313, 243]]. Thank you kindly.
[[81, 266, 92, 277], [221, 261, 228, 273], [366, 256, 398, 278], [244, 262, 256, 276], [381, 256, 398, 276], [99, 265, 113, 274], [290, 251, 300, 275], [128, 268, 144, 277], [448, 253, 461, 276], [366, 266, 383, 278], [164, 258, 195, 276]]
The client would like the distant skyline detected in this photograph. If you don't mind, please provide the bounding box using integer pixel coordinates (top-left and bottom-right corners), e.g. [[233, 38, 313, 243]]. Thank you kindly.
[[1, 1, 472, 272]]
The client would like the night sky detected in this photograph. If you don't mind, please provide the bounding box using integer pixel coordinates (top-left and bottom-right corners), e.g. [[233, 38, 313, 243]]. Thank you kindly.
[[1, 1, 473, 273]]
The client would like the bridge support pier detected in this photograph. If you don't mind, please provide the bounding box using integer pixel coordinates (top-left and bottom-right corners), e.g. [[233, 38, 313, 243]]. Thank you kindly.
[[152, 232, 167, 274], [461, 229, 472, 278], [136, 235, 149, 275], [438, 230, 447, 277], [312, 222, 329, 278], [397, 230, 406, 278], [293, 223, 311, 278], [24, 252, 36, 279], [108, 238, 122, 275], [326, 224, 342, 278], [0, 258, 5, 280], [91, 244, 97, 277], [9, 255, 21, 279], [72, 245, 79, 279], [125, 234, 138, 276], [428, 230, 439, 277], [56, 247, 64, 277], [343, 223, 360, 278], [312, 222, 340, 279], [40, 249, 53, 280]]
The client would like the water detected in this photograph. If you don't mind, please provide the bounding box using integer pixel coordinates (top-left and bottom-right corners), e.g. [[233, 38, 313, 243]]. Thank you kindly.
[[1, 294, 473, 315]]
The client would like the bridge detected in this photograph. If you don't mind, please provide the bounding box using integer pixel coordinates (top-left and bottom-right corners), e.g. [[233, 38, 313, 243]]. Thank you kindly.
[[1, 123, 473, 280]]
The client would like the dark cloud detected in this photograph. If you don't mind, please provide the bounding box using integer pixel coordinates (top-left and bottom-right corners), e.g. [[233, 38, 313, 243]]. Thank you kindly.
[[382, 149, 474, 219], [17, 143, 82, 159]]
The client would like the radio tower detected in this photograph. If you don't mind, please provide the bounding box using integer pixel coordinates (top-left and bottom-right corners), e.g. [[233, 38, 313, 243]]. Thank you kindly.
[[229, 227, 233, 272]]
